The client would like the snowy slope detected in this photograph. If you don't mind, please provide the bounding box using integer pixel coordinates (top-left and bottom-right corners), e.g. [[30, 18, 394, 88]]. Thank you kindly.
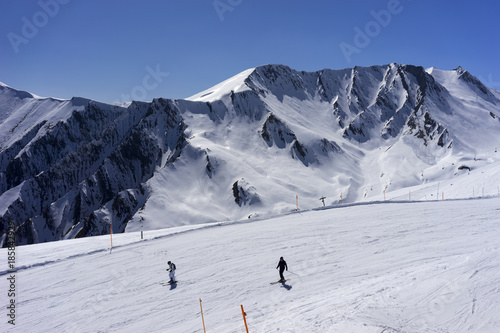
[[188, 67, 255, 102], [1, 64, 500, 245], [1, 197, 499, 332], [0, 82, 74, 150]]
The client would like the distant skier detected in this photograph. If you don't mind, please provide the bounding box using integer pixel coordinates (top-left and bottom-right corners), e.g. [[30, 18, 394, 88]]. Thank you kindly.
[[167, 261, 176, 283], [276, 257, 288, 282]]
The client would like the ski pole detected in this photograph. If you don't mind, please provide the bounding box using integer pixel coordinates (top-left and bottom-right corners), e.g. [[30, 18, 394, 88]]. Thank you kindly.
[[241, 305, 249, 333], [200, 298, 206, 333], [287, 270, 300, 277]]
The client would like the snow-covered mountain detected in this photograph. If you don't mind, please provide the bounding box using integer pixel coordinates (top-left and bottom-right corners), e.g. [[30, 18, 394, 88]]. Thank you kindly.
[[1, 63, 500, 245]]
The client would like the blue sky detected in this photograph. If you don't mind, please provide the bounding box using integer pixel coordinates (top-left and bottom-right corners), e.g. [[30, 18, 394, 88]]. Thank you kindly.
[[1, 0, 499, 104]]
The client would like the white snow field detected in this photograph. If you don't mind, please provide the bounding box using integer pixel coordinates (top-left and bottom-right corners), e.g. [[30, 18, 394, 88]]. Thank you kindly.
[[1, 197, 500, 332]]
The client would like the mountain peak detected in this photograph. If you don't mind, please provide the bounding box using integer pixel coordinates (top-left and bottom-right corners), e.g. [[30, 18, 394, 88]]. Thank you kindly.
[[454, 66, 466, 74], [427, 66, 490, 92], [187, 67, 256, 102]]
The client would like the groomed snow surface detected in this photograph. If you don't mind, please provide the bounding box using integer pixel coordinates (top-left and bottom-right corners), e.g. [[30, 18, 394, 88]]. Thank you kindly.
[[2, 197, 500, 332]]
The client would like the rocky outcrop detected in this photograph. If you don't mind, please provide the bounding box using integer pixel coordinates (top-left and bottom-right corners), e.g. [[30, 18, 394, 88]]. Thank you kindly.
[[1, 98, 187, 245]]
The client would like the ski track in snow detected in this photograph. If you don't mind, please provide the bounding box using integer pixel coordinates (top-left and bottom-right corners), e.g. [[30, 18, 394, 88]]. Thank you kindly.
[[1, 198, 500, 332]]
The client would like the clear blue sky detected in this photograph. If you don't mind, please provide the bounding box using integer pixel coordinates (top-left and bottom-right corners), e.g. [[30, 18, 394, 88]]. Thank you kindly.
[[1, 0, 499, 104]]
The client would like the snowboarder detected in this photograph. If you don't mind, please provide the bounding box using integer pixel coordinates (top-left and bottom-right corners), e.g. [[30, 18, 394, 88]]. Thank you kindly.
[[167, 261, 176, 283], [276, 257, 288, 282]]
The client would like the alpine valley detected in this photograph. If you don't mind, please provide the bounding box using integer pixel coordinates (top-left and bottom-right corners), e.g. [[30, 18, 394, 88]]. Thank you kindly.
[[1, 63, 500, 245]]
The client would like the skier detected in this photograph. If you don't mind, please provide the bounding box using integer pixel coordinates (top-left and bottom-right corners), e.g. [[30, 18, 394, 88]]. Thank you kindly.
[[276, 257, 288, 282], [167, 261, 176, 283]]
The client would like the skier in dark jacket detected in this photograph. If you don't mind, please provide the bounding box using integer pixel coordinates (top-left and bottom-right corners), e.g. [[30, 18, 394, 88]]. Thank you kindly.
[[276, 257, 288, 282]]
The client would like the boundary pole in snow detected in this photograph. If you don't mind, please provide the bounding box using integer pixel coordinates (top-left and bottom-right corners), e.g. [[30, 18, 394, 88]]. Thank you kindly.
[[110, 225, 113, 248], [340, 192, 343, 204], [199, 298, 206, 333], [241, 305, 249, 333]]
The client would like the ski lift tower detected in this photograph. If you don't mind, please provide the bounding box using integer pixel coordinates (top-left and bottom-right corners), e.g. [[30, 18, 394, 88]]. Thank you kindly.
[[319, 196, 326, 207]]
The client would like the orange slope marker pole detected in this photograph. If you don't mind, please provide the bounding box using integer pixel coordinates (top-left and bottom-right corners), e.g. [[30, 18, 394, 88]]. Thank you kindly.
[[110, 225, 113, 248], [199, 298, 206, 333], [241, 305, 249, 333]]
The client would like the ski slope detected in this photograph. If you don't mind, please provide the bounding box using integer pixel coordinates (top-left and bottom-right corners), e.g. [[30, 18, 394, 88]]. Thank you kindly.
[[1, 197, 500, 332]]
